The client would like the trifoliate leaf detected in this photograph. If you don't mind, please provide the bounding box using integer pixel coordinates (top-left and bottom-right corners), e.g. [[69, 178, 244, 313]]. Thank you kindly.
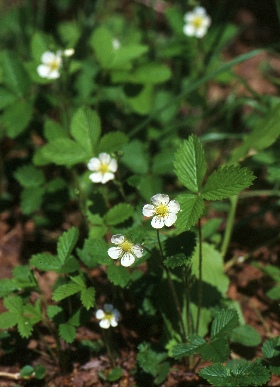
[[174, 135, 206, 192], [12, 265, 37, 289], [70, 107, 101, 154], [171, 335, 206, 358], [230, 325, 261, 347], [107, 265, 131, 288], [14, 165, 45, 188], [202, 165, 255, 200], [59, 322, 76, 343], [103, 203, 134, 225], [97, 131, 128, 153], [175, 194, 204, 231], [200, 337, 230, 362], [137, 342, 168, 378], [57, 227, 79, 264], [211, 309, 239, 338]]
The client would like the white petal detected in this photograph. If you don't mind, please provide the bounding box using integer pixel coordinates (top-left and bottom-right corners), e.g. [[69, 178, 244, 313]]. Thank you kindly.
[[196, 28, 207, 38], [99, 319, 110, 329], [194, 6, 206, 15], [41, 51, 57, 64], [48, 69, 60, 79], [183, 12, 191, 22], [108, 246, 122, 259], [142, 204, 155, 217], [95, 309, 105, 319], [99, 153, 110, 164], [151, 193, 169, 206], [164, 212, 177, 227], [89, 172, 103, 183], [104, 304, 114, 313], [87, 157, 101, 171], [64, 48, 75, 57], [183, 24, 195, 36], [151, 216, 165, 229], [108, 158, 118, 173], [37, 64, 53, 78], [168, 200, 180, 214], [101, 172, 115, 184], [111, 234, 125, 244], [121, 253, 135, 267], [113, 309, 120, 321], [110, 318, 118, 327], [132, 244, 143, 258]]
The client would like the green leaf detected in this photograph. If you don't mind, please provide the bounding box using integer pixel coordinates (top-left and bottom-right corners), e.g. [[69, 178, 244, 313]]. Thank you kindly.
[[137, 342, 168, 378], [122, 140, 149, 173], [106, 366, 123, 382], [200, 338, 230, 362], [78, 238, 111, 267], [14, 165, 44, 188], [1, 50, 30, 96], [44, 119, 67, 141], [112, 44, 148, 69], [70, 107, 101, 155], [20, 365, 34, 377], [1, 99, 33, 138], [31, 32, 49, 60], [133, 63, 171, 84], [107, 265, 131, 288], [172, 335, 206, 358], [164, 254, 189, 269], [262, 337, 280, 375], [175, 194, 204, 231], [30, 253, 61, 272], [202, 165, 255, 200], [0, 279, 16, 297], [127, 84, 153, 115], [58, 20, 80, 47], [34, 364, 46, 379], [90, 26, 115, 69], [211, 309, 239, 339], [20, 186, 44, 214], [266, 285, 280, 300], [87, 214, 107, 239], [47, 305, 63, 319], [230, 325, 261, 347], [0, 87, 17, 109], [199, 360, 271, 387], [80, 287, 95, 310], [97, 131, 128, 153], [103, 203, 134, 225], [59, 322, 76, 343], [57, 227, 79, 264], [0, 311, 16, 330], [39, 138, 90, 166], [52, 282, 82, 302], [12, 265, 37, 289], [174, 135, 206, 192]]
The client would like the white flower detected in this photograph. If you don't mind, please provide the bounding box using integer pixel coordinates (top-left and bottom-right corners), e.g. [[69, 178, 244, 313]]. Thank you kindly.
[[37, 51, 62, 79], [95, 304, 120, 329], [63, 48, 75, 57], [87, 153, 117, 184], [142, 193, 180, 229], [183, 6, 211, 38], [108, 234, 143, 267], [112, 38, 121, 50]]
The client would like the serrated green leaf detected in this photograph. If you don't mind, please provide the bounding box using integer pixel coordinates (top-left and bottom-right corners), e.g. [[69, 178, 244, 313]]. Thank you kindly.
[[52, 282, 82, 302], [202, 165, 255, 200], [30, 253, 61, 272], [122, 140, 149, 173], [266, 285, 280, 300], [171, 335, 206, 358], [107, 265, 130, 288], [78, 238, 111, 267], [80, 287, 95, 310], [200, 337, 230, 362], [262, 336, 280, 376], [59, 322, 76, 343], [39, 138, 90, 166], [211, 309, 239, 338], [12, 265, 37, 289], [20, 186, 44, 214], [57, 227, 79, 263], [1, 99, 33, 138], [104, 203, 134, 225], [44, 119, 67, 141], [230, 325, 261, 347], [47, 305, 63, 319], [14, 165, 45, 188], [70, 107, 101, 154], [0, 87, 17, 109], [0, 279, 16, 297], [0, 311, 16, 330], [97, 131, 128, 153], [137, 342, 168, 377], [1, 50, 30, 96], [164, 254, 189, 269], [175, 194, 204, 231], [87, 214, 107, 239], [174, 135, 206, 192]]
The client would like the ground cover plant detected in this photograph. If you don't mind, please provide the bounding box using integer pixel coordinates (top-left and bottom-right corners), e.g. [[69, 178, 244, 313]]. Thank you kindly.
[[0, 0, 279, 386]]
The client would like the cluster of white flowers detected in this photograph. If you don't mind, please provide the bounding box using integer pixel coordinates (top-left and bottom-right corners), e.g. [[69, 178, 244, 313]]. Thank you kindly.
[[95, 304, 120, 329], [37, 49, 74, 79], [87, 153, 117, 184], [183, 6, 211, 38]]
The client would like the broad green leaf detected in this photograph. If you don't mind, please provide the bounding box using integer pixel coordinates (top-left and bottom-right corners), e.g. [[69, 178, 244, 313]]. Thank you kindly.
[[267, 285, 280, 300], [87, 214, 107, 239], [20, 365, 34, 377], [39, 138, 89, 166], [199, 360, 271, 387], [262, 337, 280, 375], [122, 140, 149, 173], [59, 322, 76, 343], [103, 203, 134, 225], [44, 119, 67, 141], [57, 227, 79, 263], [20, 186, 44, 214], [106, 366, 123, 382], [52, 282, 82, 301], [90, 26, 115, 69], [30, 253, 62, 272], [230, 325, 261, 347], [31, 32, 49, 60], [12, 265, 37, 289], [127, 84, 153, 115], [202, 165, 255, 200], [1, 50, 30, 96], [172, 335, 206, 358], [47, 305, 63, 319], [200, 337, 230, 362], [133, 63, 171, 84], [97, 131, 128, 153], [58, 20, 80, 47], [0, 87, 17, 109], [78, 238, 111, 267], [0, 279, 16, 297], [107, 264, 131, 288], [174, 135, 206, 192], [80, 287, 95, 310], [112, 44, 148, 69], [34, 364, 46, 379], [231, 102, 280, 162], [14, 165, 44, 188], [164, 254, 189, 269], [0, 311, 16, 329], [1, 99, 33, 138], [70, 107, 101, 154], [211, 309, 239, 338], [175, 194, 204, 231]]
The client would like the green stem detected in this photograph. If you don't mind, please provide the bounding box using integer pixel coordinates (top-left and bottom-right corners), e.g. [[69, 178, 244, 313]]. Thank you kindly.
[[239, 190, 280, 198], [102, 329, 116, 367], [157, 230, 187, 341], [196, 218, 203, 334], [183, 265, 192, 336], [221, 195, 238, 259]]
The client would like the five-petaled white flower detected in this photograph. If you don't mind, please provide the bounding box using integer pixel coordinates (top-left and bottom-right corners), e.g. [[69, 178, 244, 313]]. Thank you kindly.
[[87, 153, 117, 184], [183, 6, 211, 38], [108, 234, 144, 267], [37, 51, 62, 79], [142, 193, 180, 229], [95, 304, 120, 329]]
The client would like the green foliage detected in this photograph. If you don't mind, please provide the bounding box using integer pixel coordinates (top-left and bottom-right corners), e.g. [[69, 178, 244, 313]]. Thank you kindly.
[[107, 264, 131, 288], [262, 336, 280, 375], [20, 364, 46, 379], [103, 203, 134, 225], [230, 325, 261, 347], [14, 165, 45, 187]]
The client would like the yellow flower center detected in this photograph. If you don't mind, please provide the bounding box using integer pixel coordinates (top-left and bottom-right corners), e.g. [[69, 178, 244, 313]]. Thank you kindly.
[[192, 16, 204, 29], [104, 312, 113, 320], [99, 163, 110, 174], [49, 59, 60, 72], [120, 240, 133, 253], [155, 203, 169, 217]]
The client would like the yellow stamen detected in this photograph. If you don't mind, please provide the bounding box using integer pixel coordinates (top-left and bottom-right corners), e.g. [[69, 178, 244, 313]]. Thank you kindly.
[[155, 203, 169, 217], [192, 16, 203, 28], [49, 59, 60, 71], [99, 163, 110, 174], [120, 240, 133, 253]]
